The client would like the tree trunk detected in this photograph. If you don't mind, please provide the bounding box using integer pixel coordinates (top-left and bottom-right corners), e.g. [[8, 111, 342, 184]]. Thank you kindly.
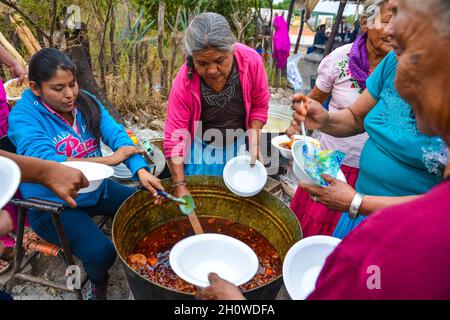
[[110, 5, 119, 97], [157, 2, 169, 98], [294, 9, 305, 54], [135, 42, 140, 96], [286, 0, 296, 31], [147, 53, 155, 97], [324, 0, 347, 56], [169, 7, 182, 85], [65, 27, 124, 125], [126, 47, 133, 96], [98, 0, 113, 92]]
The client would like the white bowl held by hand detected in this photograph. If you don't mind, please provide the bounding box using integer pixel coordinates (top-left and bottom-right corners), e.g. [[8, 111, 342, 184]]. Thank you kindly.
[[271, 134, 321, 160], [169, 233, 259, 287], [62, 161, 114, 193], [223, 155, 267, 197], [4, 78, 29, 101], [0, 156, 21, 208], [292, 140, 347, 186], [283, 236, 341, 300]]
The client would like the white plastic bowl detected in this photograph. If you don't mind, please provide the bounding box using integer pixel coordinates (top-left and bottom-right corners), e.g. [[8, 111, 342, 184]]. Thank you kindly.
[[223, 155, 267, 197], [292, 140, 347, 185], [169, 233, 259, 287], [283, 236, 341, 300], [3, 78, 28, 101], [0, 156, 21, 208], [271, 134, 321, 160], [61, 161, 114, 193], [112, 163, 132, 180]]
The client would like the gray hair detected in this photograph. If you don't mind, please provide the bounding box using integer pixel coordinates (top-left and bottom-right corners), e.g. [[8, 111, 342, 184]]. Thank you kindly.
[[184, 12, 236, 56], [411, 0, 450, 37]]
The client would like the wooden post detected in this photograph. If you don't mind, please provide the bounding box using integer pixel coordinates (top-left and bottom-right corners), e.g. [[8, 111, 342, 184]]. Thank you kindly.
[[294, 9, 305, 54], [157, 1, 169, 98], [324, 0, 347, 56]]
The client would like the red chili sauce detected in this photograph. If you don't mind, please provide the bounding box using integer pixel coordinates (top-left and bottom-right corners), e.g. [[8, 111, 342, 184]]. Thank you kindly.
[[128, 216, 282, 293]]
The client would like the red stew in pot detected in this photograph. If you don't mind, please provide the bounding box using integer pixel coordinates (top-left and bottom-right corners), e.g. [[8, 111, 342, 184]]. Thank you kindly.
[[128, 216, 282, 293]]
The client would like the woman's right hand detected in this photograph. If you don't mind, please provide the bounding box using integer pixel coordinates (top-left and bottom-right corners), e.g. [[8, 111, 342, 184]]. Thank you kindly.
[[107, 146, 144, 166], [173, 183, 191, 200], [287, 94, 330, 137]]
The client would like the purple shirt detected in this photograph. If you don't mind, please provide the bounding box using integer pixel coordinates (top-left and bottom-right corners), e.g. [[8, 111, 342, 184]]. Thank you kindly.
[[308, 178, 450, 299]]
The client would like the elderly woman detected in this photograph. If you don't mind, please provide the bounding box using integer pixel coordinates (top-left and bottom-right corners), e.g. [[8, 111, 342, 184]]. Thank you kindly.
[[287, 0, 393, 237], [289, 0, 449, 239], [163, 13, 270, 199], [197, 0, 450, 300]]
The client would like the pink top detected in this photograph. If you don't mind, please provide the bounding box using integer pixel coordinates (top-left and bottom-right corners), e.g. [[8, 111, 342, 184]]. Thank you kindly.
[[315, 44, 369, 168], [0, 79, 9, 136], [163, 43, 270, 159], [308, 179, 450, 300], [272, 15, 290, 69]]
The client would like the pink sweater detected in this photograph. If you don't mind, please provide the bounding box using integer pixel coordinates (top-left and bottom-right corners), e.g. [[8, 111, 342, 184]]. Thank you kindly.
[[163, 43, 270, 159]]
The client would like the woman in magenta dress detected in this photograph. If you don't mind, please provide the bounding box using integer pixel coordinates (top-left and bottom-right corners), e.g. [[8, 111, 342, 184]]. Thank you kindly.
[[0, 43, 27, 274]]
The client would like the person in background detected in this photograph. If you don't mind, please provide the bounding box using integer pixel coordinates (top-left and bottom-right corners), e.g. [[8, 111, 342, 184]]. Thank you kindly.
[[8, 48, 164, 299], [0, 43, 27, 275], [197, 0, 450, 300], [287, 0, 393, 238], [313, 24, 329, 46]]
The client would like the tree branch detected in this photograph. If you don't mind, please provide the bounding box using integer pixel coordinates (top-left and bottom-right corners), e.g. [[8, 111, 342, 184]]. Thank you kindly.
[[49, 0, 57, 46]]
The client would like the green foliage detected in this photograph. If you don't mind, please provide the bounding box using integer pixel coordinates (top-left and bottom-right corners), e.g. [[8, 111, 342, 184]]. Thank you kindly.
[[134, 0, 256, 33]]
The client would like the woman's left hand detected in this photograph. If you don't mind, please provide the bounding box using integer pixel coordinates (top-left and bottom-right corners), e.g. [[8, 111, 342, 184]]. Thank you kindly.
[[249, 142, 263, 167], [248, 127, 263, 166], [137, 169, 165, 205], [300, 174, 356, 212]]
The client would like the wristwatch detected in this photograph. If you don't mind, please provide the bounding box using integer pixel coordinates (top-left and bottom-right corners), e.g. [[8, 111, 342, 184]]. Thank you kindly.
[[349, 192, 365, 219]]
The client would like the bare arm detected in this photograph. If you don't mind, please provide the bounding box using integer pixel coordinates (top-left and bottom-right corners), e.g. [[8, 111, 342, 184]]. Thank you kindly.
[[300, 175, 423, 216], [358, 195, 421, 215], [249, 120, 264, 165], [319, 90, 377, 137], [0, 150, 88, 208], [67, 146, 143, 166], [290, 89, 378, 138], [307, 86, 330, 105]]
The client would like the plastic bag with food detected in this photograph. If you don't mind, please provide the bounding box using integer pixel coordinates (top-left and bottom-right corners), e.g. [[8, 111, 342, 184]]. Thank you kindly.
[[300, 143, 346, 186]]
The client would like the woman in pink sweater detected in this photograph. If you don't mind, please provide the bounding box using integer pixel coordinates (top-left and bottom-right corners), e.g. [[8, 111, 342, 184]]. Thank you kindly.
[[163, 13, 270, 199]]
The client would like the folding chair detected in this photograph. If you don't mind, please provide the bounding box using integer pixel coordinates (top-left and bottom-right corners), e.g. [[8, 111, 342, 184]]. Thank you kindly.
[[0, 135, 110, 300]]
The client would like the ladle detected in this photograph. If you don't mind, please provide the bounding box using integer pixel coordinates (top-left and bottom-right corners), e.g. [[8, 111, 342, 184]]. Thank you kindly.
[[138, 186, 204, 234]]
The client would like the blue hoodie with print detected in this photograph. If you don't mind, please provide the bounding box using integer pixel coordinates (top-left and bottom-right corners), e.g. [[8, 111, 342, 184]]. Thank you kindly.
[[8, 89, 149, 207]]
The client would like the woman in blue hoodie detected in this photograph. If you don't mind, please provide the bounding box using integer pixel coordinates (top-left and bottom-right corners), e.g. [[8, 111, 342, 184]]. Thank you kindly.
[[8, 48, 164, 299]]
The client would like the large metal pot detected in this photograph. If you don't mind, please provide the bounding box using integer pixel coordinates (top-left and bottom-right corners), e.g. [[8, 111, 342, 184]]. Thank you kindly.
[[112, 176, 301, 300]]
